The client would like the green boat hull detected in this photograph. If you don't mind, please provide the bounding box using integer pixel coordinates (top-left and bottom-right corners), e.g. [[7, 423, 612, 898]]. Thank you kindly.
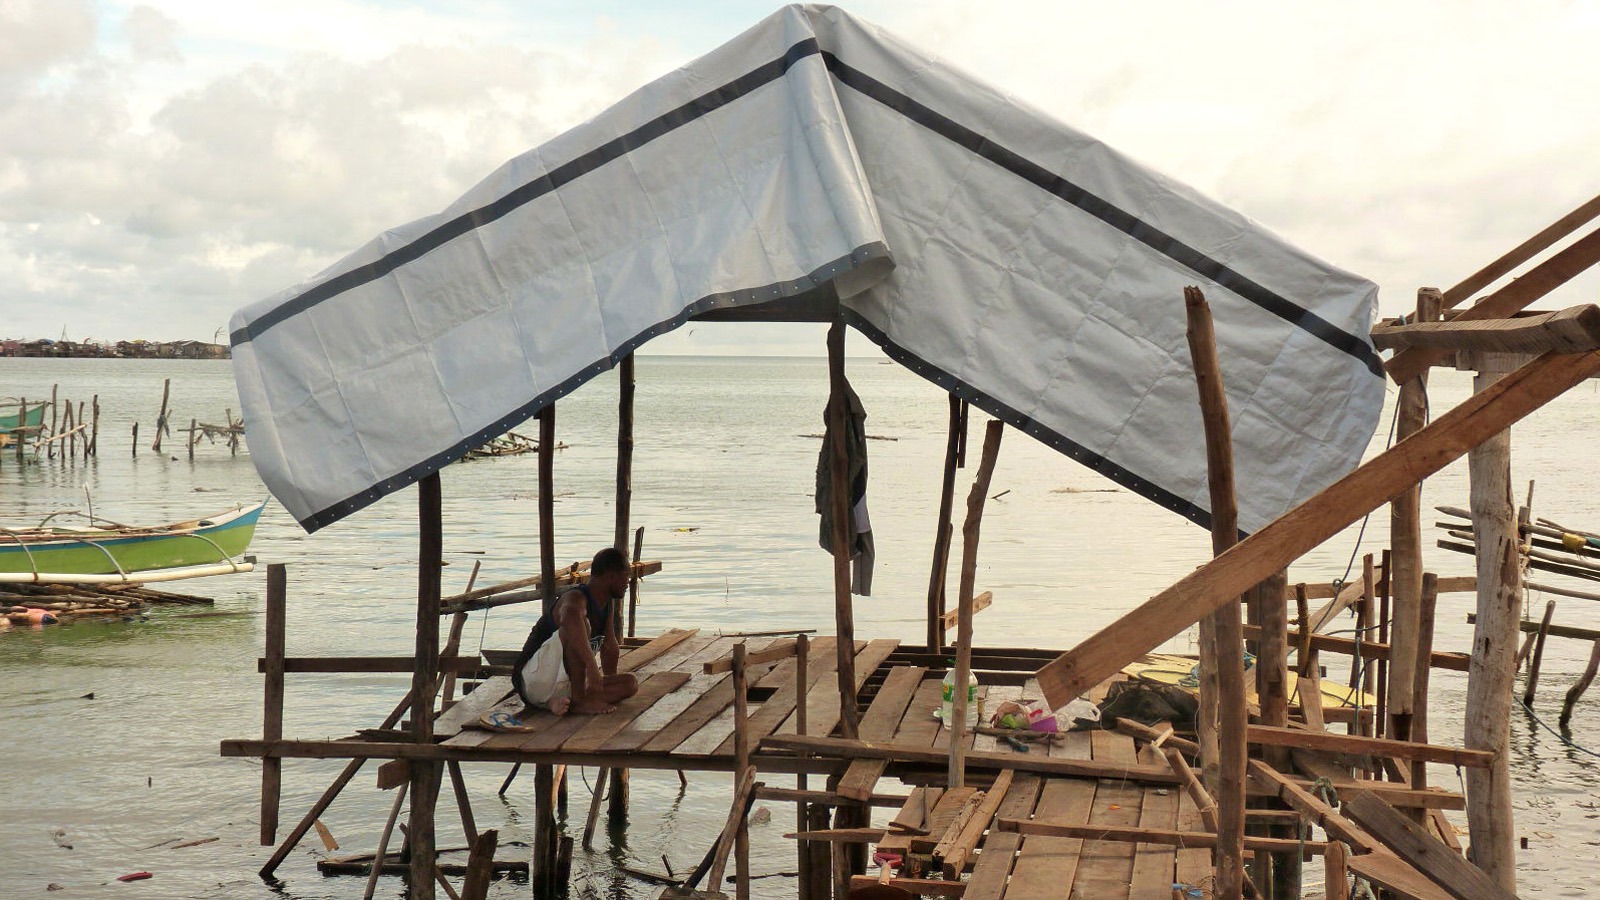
[[0, 401, 47, 434], [0, 502, 265, 576]]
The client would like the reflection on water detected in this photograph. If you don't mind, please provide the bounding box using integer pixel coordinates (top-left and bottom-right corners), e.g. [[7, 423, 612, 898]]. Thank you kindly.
[[1, 356, 1598, 897]]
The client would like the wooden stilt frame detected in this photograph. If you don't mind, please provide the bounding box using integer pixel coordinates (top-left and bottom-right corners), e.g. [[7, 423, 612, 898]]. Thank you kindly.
[[260, 564, 286, 846], [409, 473, 443, 900], [947, 420, 1003, 790], [825, 322, 859, 740], [926, 393, 962, 652]]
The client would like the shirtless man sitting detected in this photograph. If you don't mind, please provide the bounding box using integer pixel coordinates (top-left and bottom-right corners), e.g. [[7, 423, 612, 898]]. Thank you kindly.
[[511, 547, 639, 715]]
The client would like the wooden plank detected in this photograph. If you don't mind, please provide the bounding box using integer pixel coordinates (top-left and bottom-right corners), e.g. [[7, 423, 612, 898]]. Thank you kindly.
[[970, 684, 1023, 755], [939, 591, 993, 632], [1341, 790, 1517, 900], [438, 558, 663, 613], [1173, 789, 1211, 890], [938, 770, 1014, 878], [610, 638, 780, 753], [1246, 724, 1492, 768], [961, 775, 1042, 900], [704, 639, 860, 756], [893, 679, 946, 749], [1346, 851, 1457, 900], [258, 656, 482, 675], [1004, 777, 1094, 898], [1128, 780, 1180, 900], [762, 735, 1182, 786], [846, 876, 965, 897], [836, 666, 929, 801], [560, 671, 692, 752], [1070, 778, 1141, 900], [1245, 760, 1379, 853], [703, 637, 797, 674], [633, 637, 778, 755], [618, 628, 701, 673], [1035, 348, 1600, 709], [435, 676, 514, 738], [1285, 574, 1475, 602], [909, 787, 978, 855], [998, 819, 1325, 855], [769, 638, 899, 741], [1371, 304, 1600, 354]]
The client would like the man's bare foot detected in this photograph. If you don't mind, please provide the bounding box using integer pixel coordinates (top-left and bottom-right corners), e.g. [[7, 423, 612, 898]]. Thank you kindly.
[[547, 696, 571, 716], [570, 697, 617, 715]]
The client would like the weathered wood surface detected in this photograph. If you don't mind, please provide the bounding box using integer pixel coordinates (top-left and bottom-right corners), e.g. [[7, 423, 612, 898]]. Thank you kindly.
[[835, 665, 928, 801], [1372, 304, 1600, 354], [1035, 348, 1600, 708], [1342, 790, 1518, 900]]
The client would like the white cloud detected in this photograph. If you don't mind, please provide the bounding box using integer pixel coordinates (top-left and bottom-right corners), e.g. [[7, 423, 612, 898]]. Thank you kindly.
[[3, 0, 1599, 345]]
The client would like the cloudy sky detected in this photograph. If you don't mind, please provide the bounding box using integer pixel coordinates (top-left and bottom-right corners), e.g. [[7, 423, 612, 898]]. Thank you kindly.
[[4, 0, 1598, 352]]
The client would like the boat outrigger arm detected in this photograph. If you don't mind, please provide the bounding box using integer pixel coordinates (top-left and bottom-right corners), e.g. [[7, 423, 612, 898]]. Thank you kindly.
[[0, 560, 257, 585]]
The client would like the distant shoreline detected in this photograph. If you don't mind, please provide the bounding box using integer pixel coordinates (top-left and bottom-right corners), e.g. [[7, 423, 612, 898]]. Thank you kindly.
[[0, 339, 230, 360]]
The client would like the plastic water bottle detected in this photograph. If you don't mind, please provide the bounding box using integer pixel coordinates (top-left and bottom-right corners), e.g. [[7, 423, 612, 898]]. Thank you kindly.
[[941, 664, 979, 726]]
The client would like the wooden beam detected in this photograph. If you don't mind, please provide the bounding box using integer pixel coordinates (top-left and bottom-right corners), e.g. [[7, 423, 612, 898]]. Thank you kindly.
[[846, 875, 965, 897], [938, 770, 1013, 878], [704, 638, 797, 674], [1246, 725, 1492, 768], [1034, 349, 1600, 709], [993, 818, 1326, 856], [762, 734, 1181, 786], [1245, 760, 1380, 853], [938, 591, 992, 632], [1283, 574, 1474, 602], [1440, 192, 1600, 310], [1388, 227, 1600, 382], [1239, 624, 1471, 671], [258, 656, 482, 675], [1372, 304, 1600, 354], [1342, 790, 1518, 900]]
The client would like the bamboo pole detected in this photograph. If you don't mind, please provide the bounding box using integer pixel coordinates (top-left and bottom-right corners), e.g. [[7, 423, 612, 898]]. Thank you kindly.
[[1523, 599, 1558, 705], [410, 473, 444, 900], [948, 419, 1003, 789], [825, 322, 858, 740], [926, 393, 962, 651], [1183, 285, 1246, 900], [260, 564, 287, 845], [1464, 351, 1519, 892], [1560, 640, 1600, 728]]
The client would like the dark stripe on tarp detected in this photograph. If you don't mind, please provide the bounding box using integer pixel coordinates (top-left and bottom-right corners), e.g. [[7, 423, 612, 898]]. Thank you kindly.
[[292, 244, 889, 532], [839, 309, 1240, 535], [820, 52, 1384, 379], [231, 37, 828, 348]]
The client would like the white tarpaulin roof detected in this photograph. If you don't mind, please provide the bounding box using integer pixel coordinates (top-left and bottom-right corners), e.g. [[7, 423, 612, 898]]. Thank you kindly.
[[231, 4, 1384, 534]]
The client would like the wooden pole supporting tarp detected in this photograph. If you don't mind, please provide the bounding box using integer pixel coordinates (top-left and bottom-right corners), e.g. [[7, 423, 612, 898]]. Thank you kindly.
[[926, 393, 962, 652], [260, 563, 287, 845], [409, 473, 444, 900], [608, 352, 636, 822], [1463, 351, 1521, 892], [825, 322, 859, 740], [1035, 348, 1600, 710], [1388, 289, 1440, 743], [948, 419, 1003, 789], [1182, 286, 1247, 900], [533, 405, 559, 897]]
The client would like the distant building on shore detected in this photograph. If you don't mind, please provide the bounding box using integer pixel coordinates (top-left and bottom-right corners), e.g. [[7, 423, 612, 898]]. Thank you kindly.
[[0, 339, 230, 359]]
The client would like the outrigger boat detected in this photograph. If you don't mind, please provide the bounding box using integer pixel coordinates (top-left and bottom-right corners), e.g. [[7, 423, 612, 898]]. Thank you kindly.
[[0, 500, 266, 584], [0, 399, 48, 434]]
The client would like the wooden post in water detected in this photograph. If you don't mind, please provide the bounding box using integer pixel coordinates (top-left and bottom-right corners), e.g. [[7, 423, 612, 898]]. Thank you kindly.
[[260, 563, 287, 845], [48, 384, 58, 460], [627, 526, 643, 639], [1463, 350, 1520, 892], [926, 393, 962, 651], [188, 418, 197, 460], [1560, 639, 1600, 728], [1410, 574, 1440, 798], [825, 322, 858, 740], [16, 396, 26, 461], [948, 419, 1003, 790], [794, 633, 816, 900], [152, 378, 170, 453], [1182, 286, 1247, 900], [409, 473, 443, 900], [88, 394, 98, 457], [1523, 599, 1557, 705], [609, 353, 635, 820], [533, 406, 559, 898], [131, 422, 138, 457]]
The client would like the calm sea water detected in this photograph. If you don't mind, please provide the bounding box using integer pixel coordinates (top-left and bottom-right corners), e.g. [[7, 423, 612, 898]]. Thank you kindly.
[[1, 355, 1597, 898]]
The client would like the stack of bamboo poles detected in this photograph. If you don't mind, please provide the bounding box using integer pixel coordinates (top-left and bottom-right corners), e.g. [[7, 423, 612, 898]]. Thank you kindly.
[[1, 581, 213, 622]]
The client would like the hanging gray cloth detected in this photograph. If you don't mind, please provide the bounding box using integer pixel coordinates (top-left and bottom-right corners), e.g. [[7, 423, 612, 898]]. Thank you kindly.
[[816, 379, 875, 595]]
